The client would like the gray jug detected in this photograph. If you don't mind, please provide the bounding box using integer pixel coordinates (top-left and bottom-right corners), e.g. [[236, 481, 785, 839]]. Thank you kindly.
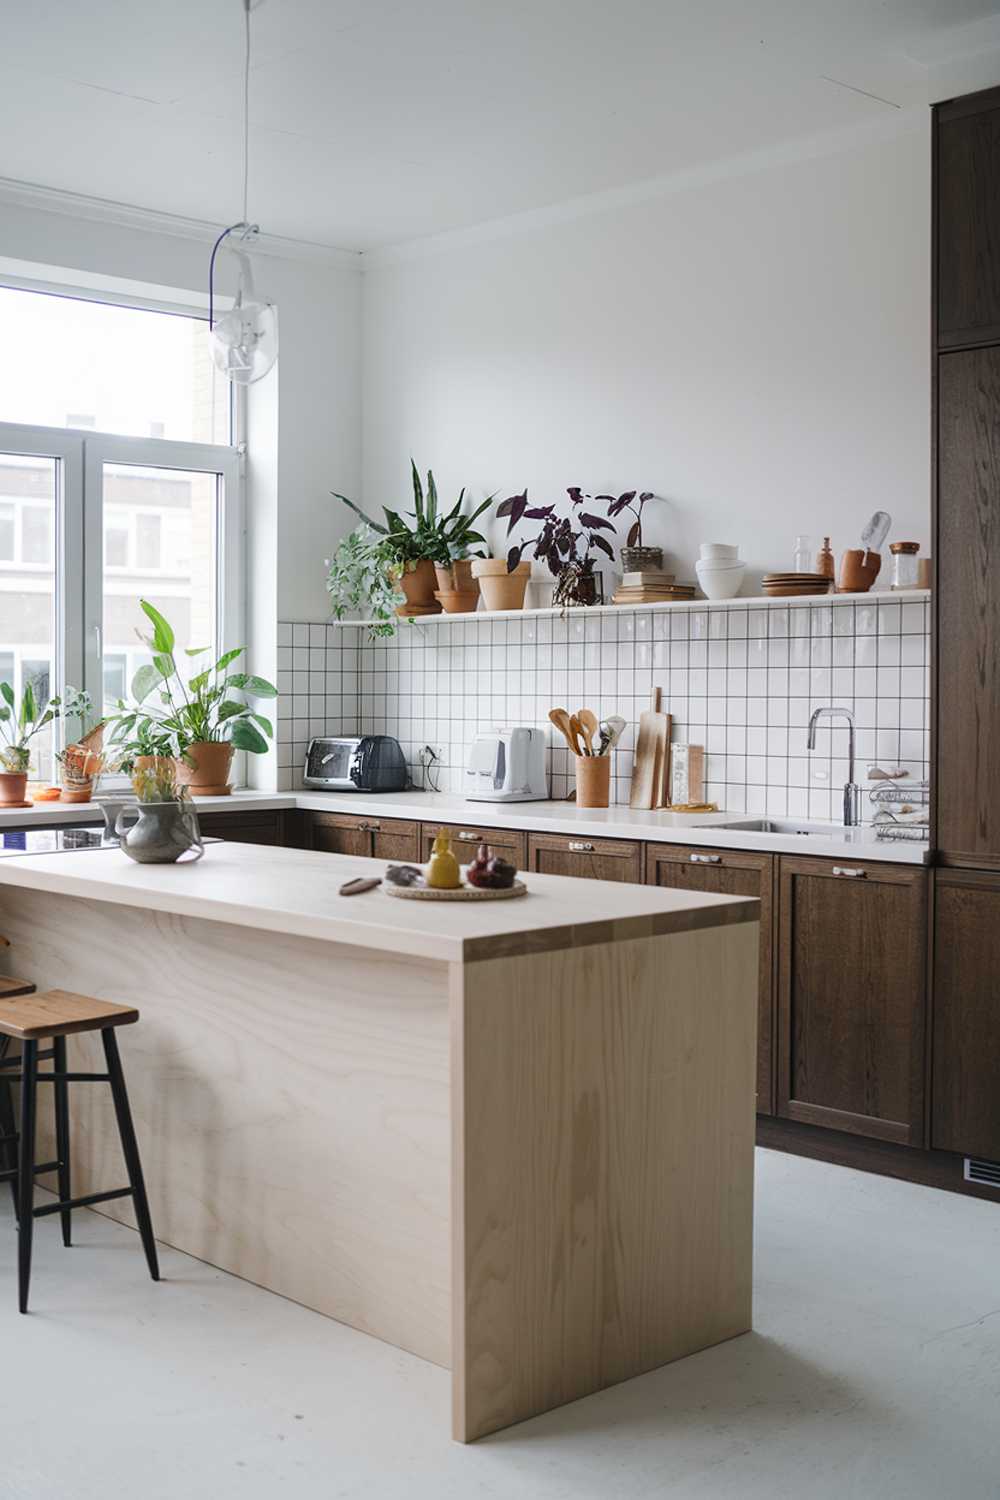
[[116, 801, 204, 864]]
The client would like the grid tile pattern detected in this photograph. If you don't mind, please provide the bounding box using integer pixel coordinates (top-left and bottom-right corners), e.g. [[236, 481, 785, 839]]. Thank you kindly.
[[276, 598, 930, 816]]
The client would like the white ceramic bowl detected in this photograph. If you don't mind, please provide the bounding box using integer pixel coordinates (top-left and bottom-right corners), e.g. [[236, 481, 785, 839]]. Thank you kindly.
[[695, 557, 744, 573], [699, 543, 739, 561], [695, 559, 745, 599]]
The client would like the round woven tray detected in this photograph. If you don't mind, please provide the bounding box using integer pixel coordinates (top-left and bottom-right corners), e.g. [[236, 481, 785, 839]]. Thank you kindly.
[[383, 878, 528, 902]]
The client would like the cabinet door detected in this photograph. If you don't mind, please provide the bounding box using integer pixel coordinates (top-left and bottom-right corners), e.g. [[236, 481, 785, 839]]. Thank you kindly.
[[368, 819, 420, 862], [647, 845, 774, 1114], [420, 822, 527, 867], [937, 96, 1000, 346], [196, 812, 280, 846], [777, 857, 927, 1146], [311, 812, 372, 857], [937, 347, 1000, 867], [527, 834, 642, 883], [932, 870, 1000, 1161]]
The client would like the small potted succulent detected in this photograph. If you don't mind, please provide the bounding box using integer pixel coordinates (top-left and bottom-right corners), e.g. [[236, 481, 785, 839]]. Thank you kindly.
[[496, 489, 617, 608], [56, 687, 105, 803], [577, 489, 660, 572], [0, 679, 62, 807]]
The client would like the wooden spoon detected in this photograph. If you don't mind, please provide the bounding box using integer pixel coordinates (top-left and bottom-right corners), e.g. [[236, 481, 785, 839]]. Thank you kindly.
[[548, 707, 582, 755], [570, 713, 591, 756], [577, 708, 599, 755]]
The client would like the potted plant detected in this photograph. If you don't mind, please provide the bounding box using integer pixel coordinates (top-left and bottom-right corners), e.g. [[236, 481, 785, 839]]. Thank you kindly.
[[495, 489, 617, 608], [117, 760, 204, 865], [56, 687, 105, 803], [572, 489, 660, 572], [326, 524, 408, 639], [431, 483, 494, 613], [0, 679, 62, 807], [108, 600, 278, 796]]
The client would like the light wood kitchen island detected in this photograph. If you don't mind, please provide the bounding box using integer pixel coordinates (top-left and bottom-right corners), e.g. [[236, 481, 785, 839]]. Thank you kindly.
[[0, 842, 759, 1441]]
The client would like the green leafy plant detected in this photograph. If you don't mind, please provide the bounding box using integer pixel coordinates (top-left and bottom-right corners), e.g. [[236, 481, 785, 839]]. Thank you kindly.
[[108, 601, 278, 758], [326, 524, 407, 640], [131, 760, 186, 804], [332, 461, 493, 568], [0, 678, 61, 773]]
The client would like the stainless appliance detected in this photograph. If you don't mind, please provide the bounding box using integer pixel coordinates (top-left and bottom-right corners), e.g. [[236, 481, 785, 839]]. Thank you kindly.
[[304, 735, 408, 792], [465, 727, 548, 803]]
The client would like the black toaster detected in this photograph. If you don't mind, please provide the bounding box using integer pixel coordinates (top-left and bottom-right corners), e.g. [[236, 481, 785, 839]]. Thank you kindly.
[[304, 735, 408, 792]]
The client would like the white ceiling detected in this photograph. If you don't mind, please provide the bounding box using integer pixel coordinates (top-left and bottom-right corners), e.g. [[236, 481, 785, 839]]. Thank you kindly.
[[1, 0, 998, 252]]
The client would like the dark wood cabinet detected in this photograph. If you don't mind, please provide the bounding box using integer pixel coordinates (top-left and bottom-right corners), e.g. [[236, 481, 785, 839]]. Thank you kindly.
[[196, 810, 281, 846], [419, 821, 527, 867], [311, 812, 420, 862], [937, 90, 1000, 347], [935, 346, 1000, 867], [647, 844, 774, 1114], [932, 870, 1000, 1161], [527, 833, 642, 884], [777, 856, 927, 1146]]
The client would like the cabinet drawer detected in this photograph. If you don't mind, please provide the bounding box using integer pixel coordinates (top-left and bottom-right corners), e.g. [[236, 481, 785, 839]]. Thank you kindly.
[[196, 812, 280, 846], [311, 812, 419, 861], [420, 822, 527, 867], [370, 820, 420, 862], [777, 856, 927, 1146], [527, 833, 642, 884], [647, 844, 773, 1114]]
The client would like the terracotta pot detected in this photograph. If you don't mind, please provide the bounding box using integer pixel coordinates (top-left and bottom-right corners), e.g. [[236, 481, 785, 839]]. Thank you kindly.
[[60, 780, 94, 804], [0, 771, 30, 808], [434, 589, 480, 615], [574, 754, 610, 808], [174, 741, 234, 797], [392, 558, 441, 617], [471, 558, 531, 612], [433, 560, 480, 598], [839, 548, 882, 594]]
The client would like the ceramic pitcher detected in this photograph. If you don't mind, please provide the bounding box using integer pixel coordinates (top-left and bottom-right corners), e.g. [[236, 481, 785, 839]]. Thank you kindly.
[[116, 800, 204, 864]]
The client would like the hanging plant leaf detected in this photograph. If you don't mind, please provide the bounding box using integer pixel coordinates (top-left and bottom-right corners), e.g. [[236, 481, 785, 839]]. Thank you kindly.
[[506, 545, 524, 573], [567, 487, 585, 504], [626, 519, 641, 546], [578, 512, 615, 530], [590, 533, 616, 560]]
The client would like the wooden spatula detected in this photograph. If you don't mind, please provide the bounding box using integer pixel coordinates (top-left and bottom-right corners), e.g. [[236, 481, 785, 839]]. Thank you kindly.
[[577, 708, 599, 755], [549, 707, 582, 755], [630, 688, 670, 810]]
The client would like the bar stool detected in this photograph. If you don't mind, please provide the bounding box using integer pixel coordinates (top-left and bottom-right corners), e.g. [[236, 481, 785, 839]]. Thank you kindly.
[[0, 988, 159, 1312]]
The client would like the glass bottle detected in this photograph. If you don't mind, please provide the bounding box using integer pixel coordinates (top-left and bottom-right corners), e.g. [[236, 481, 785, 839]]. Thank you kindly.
[[889, 541, 920, 590], [793, 535, 812, 573]]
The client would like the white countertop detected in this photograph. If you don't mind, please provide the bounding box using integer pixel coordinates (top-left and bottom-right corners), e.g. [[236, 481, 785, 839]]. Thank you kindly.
[[0, 787, 930, 863], [0, 841, 757, 963]]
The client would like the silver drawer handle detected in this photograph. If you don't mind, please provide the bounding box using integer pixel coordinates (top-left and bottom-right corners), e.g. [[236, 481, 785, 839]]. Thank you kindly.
[[457, 831, 483, 842], [833, 865, 866, 878], [358, 821, 381, 832], [569, 840, 595, 853], [690, 853, 721, 864]]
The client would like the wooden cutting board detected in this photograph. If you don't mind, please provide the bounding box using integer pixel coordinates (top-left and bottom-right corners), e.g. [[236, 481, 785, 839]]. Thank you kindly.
[[630, 688, 671, 810]]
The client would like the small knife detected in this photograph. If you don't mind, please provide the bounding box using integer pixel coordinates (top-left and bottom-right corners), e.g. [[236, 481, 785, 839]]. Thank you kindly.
[[339, 877, 382, 896]]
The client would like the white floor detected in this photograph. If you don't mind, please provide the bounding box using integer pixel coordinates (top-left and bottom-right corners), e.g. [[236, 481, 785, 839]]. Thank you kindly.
[[1, 1149, 998, 1500]]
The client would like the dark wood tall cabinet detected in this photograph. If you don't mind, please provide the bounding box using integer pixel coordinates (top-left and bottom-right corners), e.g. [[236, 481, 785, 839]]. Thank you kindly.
[[932, 86, 1000, 1165]]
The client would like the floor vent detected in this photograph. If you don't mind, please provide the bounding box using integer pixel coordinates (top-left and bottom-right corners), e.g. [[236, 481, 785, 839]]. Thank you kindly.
[[964, 1157, 1000, 1190]]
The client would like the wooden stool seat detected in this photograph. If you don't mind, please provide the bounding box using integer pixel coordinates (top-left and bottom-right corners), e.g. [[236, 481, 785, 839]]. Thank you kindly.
[[0, 977, 37, 1000], [0, 989, 138, 1041]]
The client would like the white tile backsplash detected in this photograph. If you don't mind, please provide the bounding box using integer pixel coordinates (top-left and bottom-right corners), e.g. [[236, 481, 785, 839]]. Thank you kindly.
[[276, 596, 931, 812]]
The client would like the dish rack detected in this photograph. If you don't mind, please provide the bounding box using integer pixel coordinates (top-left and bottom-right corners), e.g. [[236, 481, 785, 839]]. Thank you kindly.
[[869, 780, 930, 843]]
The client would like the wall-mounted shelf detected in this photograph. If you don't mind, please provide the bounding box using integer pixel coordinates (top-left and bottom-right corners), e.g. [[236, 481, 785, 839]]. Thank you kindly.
[[325, 588, 930, 630]]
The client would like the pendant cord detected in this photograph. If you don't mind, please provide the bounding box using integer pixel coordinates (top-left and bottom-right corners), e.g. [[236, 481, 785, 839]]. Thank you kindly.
[[241, 0, 251, 225]]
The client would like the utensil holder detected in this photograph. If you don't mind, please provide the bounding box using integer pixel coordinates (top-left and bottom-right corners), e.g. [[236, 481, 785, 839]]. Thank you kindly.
[[575, 754, 610, 808]]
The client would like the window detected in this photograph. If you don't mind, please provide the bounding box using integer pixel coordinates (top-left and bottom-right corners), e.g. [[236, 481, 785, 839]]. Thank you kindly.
[[0, 284, 243, 783]]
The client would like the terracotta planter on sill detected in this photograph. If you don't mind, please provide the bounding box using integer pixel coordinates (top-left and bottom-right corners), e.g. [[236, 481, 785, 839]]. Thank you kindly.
[[0, 771, 31, 808], [174, 741, 235, 797], [471, 558, 531, 612], [392, 558, 441, 617], [433, 559, 480, 598]]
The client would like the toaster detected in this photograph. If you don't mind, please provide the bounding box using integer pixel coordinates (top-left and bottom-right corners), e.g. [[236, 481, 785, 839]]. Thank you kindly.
[[304, 736, 408, 792], [465, 728, 548, 802]]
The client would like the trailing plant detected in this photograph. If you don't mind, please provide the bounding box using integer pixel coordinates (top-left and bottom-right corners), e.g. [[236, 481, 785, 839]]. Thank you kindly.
[[332, 461, 492, 568], [107, 601, 277, 758], [0, 678, 62, 773], [574, 488, 656, 549], [326, 523, 407, 640], [499, 488, 617, 604]]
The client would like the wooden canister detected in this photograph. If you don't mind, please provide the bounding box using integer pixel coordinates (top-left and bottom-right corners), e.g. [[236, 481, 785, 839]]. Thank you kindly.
[[575, 754, 611, 808]]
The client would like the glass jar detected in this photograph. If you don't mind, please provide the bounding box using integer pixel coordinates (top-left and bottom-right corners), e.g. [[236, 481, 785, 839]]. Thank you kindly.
[[889, 541, 920, 590]]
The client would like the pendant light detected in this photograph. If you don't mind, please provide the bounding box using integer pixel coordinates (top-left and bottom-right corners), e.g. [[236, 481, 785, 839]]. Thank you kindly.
[[208, 0, 278, 385]]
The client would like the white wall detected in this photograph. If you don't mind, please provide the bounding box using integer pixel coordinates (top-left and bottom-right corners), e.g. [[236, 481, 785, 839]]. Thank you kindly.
[[361, 116, 931, 588], [0, 196, 363, 623]]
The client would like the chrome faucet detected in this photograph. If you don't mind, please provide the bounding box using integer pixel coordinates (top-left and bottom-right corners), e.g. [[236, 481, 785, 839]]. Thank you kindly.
[[807, 706, 862, 827]]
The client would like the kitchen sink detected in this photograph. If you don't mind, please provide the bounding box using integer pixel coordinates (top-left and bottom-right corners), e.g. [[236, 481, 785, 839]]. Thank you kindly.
[[724, 819, 844, 837]]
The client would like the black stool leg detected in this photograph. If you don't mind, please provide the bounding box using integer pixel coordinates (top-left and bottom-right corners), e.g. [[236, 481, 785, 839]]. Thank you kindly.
[[17, 1040, 38, 1314], [0, 1036, 18, 1218], [52, 1036, 71, 1247], [101, 1028, 159, 1282]]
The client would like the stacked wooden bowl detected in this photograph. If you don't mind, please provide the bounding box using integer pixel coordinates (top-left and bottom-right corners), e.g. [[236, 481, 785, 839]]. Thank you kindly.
[[761, 573, 833, 598]]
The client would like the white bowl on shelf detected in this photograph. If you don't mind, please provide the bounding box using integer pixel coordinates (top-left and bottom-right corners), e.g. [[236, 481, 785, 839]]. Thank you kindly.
[[695, 558, 746, 599], [699, 543, 739, 561]]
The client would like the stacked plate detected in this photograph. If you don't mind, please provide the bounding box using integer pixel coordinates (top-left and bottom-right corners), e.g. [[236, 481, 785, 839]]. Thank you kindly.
[[761, 573, 833, 598]]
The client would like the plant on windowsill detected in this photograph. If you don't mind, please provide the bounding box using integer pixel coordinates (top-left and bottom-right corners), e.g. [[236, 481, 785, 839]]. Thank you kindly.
[[493, 488, 617, 609], [0, 679, 62, 808], [330, 461, 492, 622], [55, 686, 106, 804], [106, 600, 278, 797]]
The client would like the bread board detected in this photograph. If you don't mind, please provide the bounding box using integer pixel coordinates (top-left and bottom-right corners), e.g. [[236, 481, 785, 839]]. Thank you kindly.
[[384, 879, 528, 902]]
